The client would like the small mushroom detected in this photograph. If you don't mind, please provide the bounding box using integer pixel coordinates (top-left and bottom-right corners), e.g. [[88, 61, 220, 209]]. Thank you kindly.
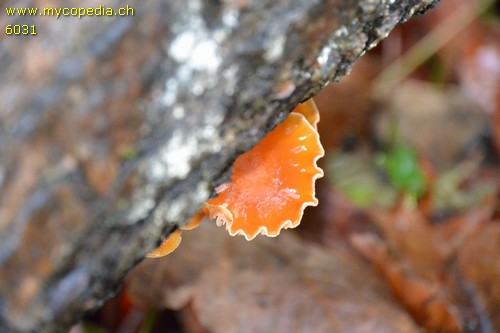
[[145, 210, 206, 258], [205, 99, 324, 240], [146, 229, 182, 258]]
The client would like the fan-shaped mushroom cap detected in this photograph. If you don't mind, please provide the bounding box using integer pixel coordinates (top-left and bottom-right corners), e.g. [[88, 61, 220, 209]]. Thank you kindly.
[[293, 99, 320, 129], [146, 229, 182, 258], [205, 108, 324, 240]]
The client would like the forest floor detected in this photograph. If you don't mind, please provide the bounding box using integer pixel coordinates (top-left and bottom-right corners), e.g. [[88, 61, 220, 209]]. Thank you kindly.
[[75, 1, 499, 332]]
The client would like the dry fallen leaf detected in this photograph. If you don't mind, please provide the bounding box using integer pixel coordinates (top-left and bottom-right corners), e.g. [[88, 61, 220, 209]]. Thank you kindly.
[[456, 223, 500, 332], [350, 233, 462, 333], [127, 222, 419, 333], [350, 198, 497, 332], [374, 80, 488, 170]]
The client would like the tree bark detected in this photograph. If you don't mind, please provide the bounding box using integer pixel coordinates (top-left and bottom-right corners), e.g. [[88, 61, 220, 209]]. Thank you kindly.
[[0, 0, 437, 331]]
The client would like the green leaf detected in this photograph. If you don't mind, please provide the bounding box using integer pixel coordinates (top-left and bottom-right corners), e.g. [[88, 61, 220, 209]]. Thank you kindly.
[[328, 152, 398, 208], [376, 145, 426, 199]]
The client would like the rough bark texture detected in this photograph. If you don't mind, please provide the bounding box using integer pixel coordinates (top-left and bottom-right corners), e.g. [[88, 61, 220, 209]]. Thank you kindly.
[[0, 0, 438, 332]]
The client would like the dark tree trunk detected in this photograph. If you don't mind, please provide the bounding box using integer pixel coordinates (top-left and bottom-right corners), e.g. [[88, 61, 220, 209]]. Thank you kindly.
[[0, 0, 437, 331]]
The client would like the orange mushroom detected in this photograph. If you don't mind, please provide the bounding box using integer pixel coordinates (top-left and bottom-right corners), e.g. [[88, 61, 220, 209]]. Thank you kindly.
[[147, 98, 324, 257], [145, 211, 204, 258], [293, 98, 319, 129], [204, 99, 324, 240], [146, 229, 182, 258], [179, 210, 205, 230]]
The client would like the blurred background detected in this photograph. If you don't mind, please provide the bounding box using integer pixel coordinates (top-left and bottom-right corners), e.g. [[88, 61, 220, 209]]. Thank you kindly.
[[75, 1, 499, 332]]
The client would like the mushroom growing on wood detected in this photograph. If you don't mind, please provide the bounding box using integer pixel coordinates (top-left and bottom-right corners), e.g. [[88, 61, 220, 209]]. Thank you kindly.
[[204, 99, 324, 240], [145, 211, 204, 258], [293, 98, 320, 129], [147, 99, 324, 257], [146, 230, 182, 258]]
